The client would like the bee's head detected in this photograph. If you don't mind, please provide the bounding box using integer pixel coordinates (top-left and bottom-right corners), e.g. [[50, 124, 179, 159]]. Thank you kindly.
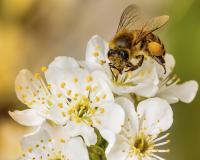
[[107, 49, 129, 63]]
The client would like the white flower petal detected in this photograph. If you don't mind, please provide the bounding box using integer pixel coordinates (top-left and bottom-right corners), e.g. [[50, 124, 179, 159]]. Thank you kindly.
[[93, 102, 125, 134], [42, 122, 71, 141], [65, 121, 97, 146], [137, 98, 173, 135], [107, 135, 129, 160], [45, 66, 90, 98], [47, 103, 69, 125], [48, 56, 80, 70], [156, 53, 175, 78], [158, 80, 198, 104], [115, 97, 138, 136], [85, 35, 108, 70], [126, 155, 138, 160], [90, 71, 114, 103], [98, 129, 116, 154], [63, 137, 89, 160], [21, 128, 51, 159], [9, 109, 44, 126], [15, 69, 52, 113]]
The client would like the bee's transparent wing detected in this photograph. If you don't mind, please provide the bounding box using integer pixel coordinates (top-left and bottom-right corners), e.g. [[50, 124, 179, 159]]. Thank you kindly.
[[117, 4, 169, 44], [117, 4, 142, 32], [143, 15, 169, 33], [133, 15, 169, 45]]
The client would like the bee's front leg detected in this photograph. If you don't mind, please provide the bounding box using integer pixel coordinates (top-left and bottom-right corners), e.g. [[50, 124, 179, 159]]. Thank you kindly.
[[125, 55, 144, 72], [109, 63, 121, 80]]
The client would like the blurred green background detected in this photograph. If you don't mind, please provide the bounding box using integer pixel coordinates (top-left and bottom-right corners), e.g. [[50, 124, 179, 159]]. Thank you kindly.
[[0, 0, 199, 159]]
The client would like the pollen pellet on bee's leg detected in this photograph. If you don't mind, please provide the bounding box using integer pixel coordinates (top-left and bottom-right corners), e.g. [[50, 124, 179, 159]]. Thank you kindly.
[[148, 42, 162, 56]]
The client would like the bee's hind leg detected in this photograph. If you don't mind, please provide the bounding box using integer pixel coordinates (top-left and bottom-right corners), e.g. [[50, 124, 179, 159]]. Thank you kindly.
[[152, 56, 166, 74], [125, 55, 144, 72]]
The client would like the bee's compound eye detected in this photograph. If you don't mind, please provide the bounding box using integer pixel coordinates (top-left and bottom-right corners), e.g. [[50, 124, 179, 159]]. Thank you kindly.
[[119, 50, 129, 61], [108, 49, 117, 57]]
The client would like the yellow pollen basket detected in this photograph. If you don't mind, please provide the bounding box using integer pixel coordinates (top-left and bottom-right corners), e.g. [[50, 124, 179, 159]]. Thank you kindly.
[[148, 42, 162, 56]]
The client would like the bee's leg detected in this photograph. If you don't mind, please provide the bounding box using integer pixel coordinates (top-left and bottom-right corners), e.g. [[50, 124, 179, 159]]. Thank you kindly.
[[152, 56, 166, 74], [125, 55, 144, 72], [109, 63, 121, 80]]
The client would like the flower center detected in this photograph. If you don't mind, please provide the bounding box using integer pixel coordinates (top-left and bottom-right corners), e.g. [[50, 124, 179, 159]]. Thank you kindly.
[[128, 132, 170, 159], [133, 135, 150, 154], [129, 133, 153, 158], [68, 96, 97, 125], [112, 72, 135, 86]]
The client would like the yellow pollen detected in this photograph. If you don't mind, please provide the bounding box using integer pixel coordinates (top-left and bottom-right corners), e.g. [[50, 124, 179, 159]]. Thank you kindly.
[[60, 82, 66, 88], [28, 147, 33, 153], [16, 85, 22, 91], [102, 94, 107, 99], [75, 117, 81, 123], [58, 103, 63, 108], [90, 108, 97, 114], [34, 73, 40, 79], [100, 107, 105, 113], [60, 138, 65, 143], [66, 90, 72, 96], [41, 66, 47, 72], [48, 100, 53, 106], [95, 45, 101, 49], [22, 94, 27, 99], [35, 144, 39, 148], [57, 93, 62, 98], [73, 77, 78, 83], [74, 93, 79, 97], [99, 60, 106, 65], [93, 51, 99, 57], [62, 112, 66, 117], [86, 75, 93, 82], [95, 96, 100, 102], [85, 85, 91, 91], [67, 96, 95, 125], [47, 84, 51, 89]]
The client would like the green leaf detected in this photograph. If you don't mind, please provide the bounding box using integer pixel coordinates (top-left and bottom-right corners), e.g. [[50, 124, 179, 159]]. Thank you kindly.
[[94, 128, 108, 151], [88, 145, 107, 160], [88, 128, 108, 160]]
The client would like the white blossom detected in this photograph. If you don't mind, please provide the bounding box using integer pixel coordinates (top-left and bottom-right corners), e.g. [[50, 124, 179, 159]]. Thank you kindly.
[[107, 97, 173, 160], [19, 125, 89, 160], [10, 56, 125, 148]]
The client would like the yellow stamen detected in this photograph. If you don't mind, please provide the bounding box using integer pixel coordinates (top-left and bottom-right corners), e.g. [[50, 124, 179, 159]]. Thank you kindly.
[[41, 66, 47, 72]]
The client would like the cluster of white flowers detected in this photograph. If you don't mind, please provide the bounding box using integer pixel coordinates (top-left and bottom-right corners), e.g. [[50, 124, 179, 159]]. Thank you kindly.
[[10, 35, 198, 160]]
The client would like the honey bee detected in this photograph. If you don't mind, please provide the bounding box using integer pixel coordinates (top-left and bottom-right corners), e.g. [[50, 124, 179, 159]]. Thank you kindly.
[[108, 4, 169, 77]]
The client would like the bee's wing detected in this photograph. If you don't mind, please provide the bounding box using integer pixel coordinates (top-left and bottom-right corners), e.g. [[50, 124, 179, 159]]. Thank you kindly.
[[143, 15, 169, 33], [117, 4, 142, 33], [134, 15, 169, 44]]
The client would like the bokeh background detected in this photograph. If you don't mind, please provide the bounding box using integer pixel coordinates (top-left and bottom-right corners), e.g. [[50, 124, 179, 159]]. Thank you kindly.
[[0, 0, 199, 159]]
